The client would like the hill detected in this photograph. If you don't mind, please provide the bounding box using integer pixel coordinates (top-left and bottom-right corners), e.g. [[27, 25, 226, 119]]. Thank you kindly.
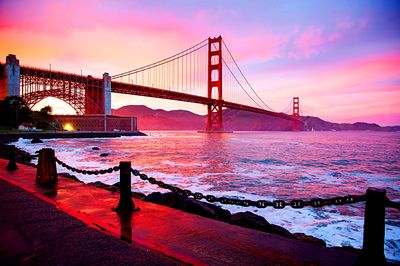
[[113, 105, 400, 131]]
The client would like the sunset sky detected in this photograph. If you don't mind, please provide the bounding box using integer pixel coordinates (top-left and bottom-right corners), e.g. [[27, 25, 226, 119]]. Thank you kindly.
[[1, 0, 399, 125]]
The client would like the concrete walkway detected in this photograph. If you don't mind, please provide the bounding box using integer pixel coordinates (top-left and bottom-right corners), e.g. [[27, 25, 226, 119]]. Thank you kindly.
[[0, 159, 359, 265], [0, 178, 183, 265]]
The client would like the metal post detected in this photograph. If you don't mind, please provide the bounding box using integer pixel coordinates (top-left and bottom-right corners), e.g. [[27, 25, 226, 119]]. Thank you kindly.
[[117, 161, 137, 212], [36, 148, 58, 184], [356, 188, 387, 265], [6, 145, 18, 171]]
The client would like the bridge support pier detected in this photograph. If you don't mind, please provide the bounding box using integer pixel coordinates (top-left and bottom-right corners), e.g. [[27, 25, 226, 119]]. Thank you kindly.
[[206, 36, 224, 132], [0, 54, 20, 100], [84, 73, 111, 115], [103, 73, 111, 115], [292, 97, 301, 131]]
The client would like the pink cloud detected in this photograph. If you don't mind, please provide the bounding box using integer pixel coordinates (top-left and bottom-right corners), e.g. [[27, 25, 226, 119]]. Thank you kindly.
[[231, 33, 288, 61], [0, 0, 201, 39], [289, 27, 344, 59], [335, 17, 354, 30]]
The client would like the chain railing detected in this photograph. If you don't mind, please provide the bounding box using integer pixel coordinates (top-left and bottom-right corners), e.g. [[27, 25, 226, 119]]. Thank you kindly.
[[386, 199, 400, 211], [131, 168, 367, 209], [55, 157, 120, 175], [3, 145, 399, 265]]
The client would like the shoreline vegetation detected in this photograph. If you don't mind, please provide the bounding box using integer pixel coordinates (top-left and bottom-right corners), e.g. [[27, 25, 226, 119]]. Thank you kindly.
[[0, 139, 362, 257]]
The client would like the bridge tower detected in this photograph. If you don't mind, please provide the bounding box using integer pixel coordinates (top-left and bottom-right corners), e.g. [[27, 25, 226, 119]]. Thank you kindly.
[[84, 73, 111, 115], [292, 96, 301, 131], [206, 36, 223, 131], [0, 54, 20, 100]]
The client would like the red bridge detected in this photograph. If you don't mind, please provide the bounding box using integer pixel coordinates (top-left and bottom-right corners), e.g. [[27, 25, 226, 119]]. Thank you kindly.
[[0, 36, 301, 131]]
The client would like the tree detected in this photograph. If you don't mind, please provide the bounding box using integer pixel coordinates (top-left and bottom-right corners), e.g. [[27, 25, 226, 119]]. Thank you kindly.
[[0, 96, 32, 128], [33, 105, 54, 130]]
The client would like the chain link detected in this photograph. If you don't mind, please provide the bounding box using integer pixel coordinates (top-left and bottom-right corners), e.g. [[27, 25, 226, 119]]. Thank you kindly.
[[55, 157, 119, 175], [386, 198, 400, 211], [131, 167, 367, 209]]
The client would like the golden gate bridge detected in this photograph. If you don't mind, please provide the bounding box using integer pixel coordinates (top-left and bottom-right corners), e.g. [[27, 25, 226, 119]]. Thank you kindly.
[[0, 36, 301, 131]]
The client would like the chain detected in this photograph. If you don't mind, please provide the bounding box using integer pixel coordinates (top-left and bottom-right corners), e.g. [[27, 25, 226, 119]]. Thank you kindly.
[[131, 168, 366, 209], [55, 157, 119, 175], [386, 198, 400, 211]]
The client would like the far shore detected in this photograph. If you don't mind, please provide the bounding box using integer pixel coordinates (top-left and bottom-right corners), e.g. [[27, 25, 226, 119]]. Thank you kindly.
[[0, 131, 147, 143]]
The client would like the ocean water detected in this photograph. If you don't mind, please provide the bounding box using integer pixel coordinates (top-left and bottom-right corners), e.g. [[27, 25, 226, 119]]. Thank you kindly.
[[14, 131, 400, 261]]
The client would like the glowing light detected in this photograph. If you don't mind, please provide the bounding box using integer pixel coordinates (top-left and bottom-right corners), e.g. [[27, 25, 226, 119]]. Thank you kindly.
[[63, 123, 74, 131]]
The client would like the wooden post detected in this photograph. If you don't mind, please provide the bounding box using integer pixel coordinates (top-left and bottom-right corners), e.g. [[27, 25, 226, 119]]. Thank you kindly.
[[6, 145, 18, 171], [36, 148, 58, 184], [117, 161, 137, 212], [356, 188, 387, 265]]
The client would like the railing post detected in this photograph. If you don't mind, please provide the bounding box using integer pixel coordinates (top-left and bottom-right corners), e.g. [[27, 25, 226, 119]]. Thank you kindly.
[[6, 145, 18, 171], [356, 188, 387, 265], [117, 161, 137, 212], [36, 148, 58, 184]]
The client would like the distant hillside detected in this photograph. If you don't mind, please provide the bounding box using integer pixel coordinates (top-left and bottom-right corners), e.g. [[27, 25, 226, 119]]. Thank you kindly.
[[113, 105, 400, 131]]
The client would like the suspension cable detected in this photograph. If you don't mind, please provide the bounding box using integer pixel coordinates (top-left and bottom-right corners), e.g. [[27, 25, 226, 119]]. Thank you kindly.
[[222, 39, 275, 111], [112, 39, 208, 79]]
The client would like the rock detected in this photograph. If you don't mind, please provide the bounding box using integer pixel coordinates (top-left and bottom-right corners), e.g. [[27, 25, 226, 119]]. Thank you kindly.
[[229, 211, 294, 238], [89, 181, 110, 189], [181, 199, 216, 218], [144, 192, 296, 239], [143, 192, 229, 220], [105, 186, 118, 192], [163, 192, 187, 208], [143, 192, 187, 208], [294, 233, 326, 247], [58, 173, 83, 183], [99, 153, 109, 157], [31, 138, 43, 144], [131, 191, 146, 199], [143, 192, 164, 204], [202, 202, 231, 221], [0, 144, 34, 164], [92, 147, 100, 150], [331, 245, 360, 254]]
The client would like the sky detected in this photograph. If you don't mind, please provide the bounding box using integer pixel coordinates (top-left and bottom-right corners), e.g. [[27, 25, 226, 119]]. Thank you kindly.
[[0, 0, 399, 125]]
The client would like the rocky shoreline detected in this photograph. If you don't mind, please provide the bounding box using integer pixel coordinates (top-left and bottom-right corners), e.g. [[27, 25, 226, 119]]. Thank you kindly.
[[0, 131, 146, 143], [0, 142, 360, 255]]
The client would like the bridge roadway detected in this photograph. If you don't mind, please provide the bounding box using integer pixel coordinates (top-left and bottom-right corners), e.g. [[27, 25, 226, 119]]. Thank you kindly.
[[0, 64, 298, 122], [111, 80, 298, 122]]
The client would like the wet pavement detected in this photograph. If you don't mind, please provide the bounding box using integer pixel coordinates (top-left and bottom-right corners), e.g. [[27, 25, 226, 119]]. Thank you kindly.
[[0, 159, 359, 265], [0, 178, 183, 265]]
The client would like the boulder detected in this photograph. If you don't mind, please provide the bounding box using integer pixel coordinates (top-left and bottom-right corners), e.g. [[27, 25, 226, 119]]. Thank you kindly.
[[31, 138, 43, 144], [58, 173, 83, 183], [143, 192, 164, 204], [202, 202, 231, 221], [181, 199, 216, 219], [131, 191, 146, 199], [331, 245, 360, 254], [143, 192, 297, 239], [294, 233, 326, 247], [229, 211, 294, 238], [99, 153, 109, 157], [143, 192, 187, 208], [92, 147, 100, 150]]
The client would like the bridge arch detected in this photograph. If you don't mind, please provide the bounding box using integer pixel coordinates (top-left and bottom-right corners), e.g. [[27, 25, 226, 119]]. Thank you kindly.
[[23, 89, 102, 115]]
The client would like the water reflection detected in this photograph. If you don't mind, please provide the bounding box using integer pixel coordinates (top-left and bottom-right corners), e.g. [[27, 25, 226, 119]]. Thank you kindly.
[[119, 212, 132, 244]]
